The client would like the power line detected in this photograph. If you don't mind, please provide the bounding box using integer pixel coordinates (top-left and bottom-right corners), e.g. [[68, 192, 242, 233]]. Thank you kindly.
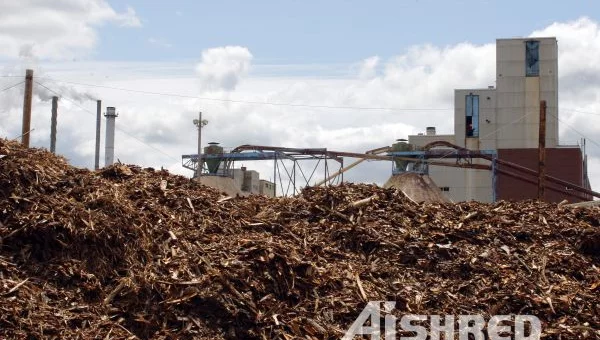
[[5, 74, 600, 115], [548, 111, 600, 149], [36, 77, 453, 112], [480, 111, 532, 141], [434, 111, 535, 162], [0, 81, 24, 92], [34, 81, 181, 164], [9, 74, 600, 117], [561, 107, 600, 117]]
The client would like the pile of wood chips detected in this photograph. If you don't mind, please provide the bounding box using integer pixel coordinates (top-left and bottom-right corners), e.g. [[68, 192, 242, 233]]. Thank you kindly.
[[0, 138, 598, 339]]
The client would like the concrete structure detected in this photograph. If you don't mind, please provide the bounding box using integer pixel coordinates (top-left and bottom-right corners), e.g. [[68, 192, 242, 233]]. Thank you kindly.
[[259, 180, 276, 197], [104, 107, 118, 167], [229, 167, 275, 197], [187, 142, 276, 197], [198, 176, 243, 197], [408, 37, 590, 203], [233, 168, 260, 194], [196, 168, 276, 197]]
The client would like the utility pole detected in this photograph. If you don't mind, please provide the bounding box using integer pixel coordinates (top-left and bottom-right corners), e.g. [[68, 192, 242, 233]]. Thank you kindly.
[[50, 96, 58, 153], [538, 100, 547, 201], [193, 112, 208, 178], [197, 111, 202, 179], [94, 100, 102, 170], [21, 69, 33, 147]]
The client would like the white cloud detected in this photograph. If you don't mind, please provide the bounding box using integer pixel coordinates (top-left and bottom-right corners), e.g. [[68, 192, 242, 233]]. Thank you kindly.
[[0, 1, 141, 60], [195, 46, 253, 92], [530, 17, 600, 178], [116, 6, 142, 27], [531, 17, 600, 76], [380, 42, 496, 104], [358, 56, 379, 79]]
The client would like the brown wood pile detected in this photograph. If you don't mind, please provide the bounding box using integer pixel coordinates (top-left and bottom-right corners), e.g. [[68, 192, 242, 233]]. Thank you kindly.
[[0, 138, 598, 339], [383, 173, 451, 203]]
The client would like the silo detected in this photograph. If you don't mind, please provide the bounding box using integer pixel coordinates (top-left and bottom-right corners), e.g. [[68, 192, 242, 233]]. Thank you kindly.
[[391, 139, 412, 172], [203, 142, 224, 174]]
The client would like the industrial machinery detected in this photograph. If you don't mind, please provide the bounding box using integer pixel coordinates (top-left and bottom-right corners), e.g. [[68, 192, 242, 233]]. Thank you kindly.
[[203, 142, 224, 174], [183, 141, 600, 201], [313, 146, 390, 187], [390, 139, 412, 172]]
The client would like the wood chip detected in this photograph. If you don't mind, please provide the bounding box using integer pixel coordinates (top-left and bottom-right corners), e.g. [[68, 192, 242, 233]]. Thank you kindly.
[[0, 138, 597, 339]]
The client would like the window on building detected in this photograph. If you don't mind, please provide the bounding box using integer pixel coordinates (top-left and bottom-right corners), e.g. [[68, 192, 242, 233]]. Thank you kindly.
[[440, 187, 450, 192], [465, 94, 479, 137], [525, 40, 539, 76]]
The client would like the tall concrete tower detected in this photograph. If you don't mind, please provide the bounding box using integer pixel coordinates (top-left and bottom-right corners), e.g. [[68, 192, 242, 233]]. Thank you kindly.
[[104, 107, 118, 167], [494, 37, 559, 148]]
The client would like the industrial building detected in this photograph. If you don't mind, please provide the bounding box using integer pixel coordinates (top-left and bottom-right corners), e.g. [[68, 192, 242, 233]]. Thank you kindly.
[[180, 37, 593, 203], [406, 37, 591, 203], [232, 167, 276, 197], [191, 142, 276, 197]]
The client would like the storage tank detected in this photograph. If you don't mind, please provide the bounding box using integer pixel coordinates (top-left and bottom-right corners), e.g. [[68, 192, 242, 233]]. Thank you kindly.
[[203, 142, 224, 174]]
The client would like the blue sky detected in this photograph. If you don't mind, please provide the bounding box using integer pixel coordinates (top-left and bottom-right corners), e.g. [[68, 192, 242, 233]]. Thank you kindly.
[[99, 0, 600, 63]]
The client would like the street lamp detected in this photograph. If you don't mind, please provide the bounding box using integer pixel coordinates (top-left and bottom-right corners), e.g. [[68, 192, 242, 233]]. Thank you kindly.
[[193, 112, 208, 179]]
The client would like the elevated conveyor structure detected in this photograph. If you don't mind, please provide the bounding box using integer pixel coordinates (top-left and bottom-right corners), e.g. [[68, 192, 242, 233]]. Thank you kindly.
[[387, 141, 599, 202], [183, 142, 599, 201]]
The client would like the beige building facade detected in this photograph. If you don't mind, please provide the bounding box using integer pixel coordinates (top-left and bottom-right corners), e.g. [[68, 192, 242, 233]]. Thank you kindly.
[[408, 37, 560, 203]]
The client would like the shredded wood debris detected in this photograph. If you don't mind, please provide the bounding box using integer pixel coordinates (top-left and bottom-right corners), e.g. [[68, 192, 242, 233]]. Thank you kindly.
[[0, 138, 598, 339]]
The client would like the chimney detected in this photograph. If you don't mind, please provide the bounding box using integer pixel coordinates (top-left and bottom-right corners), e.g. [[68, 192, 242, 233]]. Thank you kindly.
[[50, 96, 58, 153], [426, 126, 436, 136], [104, 107, 118, 166], [94, 100, 102, 170]]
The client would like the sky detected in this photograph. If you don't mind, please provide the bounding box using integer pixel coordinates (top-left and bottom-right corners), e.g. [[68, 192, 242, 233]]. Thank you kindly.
[[1, 0, 600, 196]]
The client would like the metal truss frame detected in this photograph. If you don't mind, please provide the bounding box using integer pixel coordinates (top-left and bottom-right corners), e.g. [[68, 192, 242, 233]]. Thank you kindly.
[[182, 145, 344, 197]]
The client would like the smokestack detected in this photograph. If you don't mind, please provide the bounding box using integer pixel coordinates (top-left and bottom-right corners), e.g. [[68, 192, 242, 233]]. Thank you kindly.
[[50, 96, 58, 153], [94, 100, 101, 170], [104, 107, 118, 166]]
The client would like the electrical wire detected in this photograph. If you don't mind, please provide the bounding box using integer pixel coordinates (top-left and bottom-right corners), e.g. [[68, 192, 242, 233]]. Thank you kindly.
[[22, 79, 600, 176], [561, 107, 600, 117], [35, 76, 453, 112], [5, 74, 600, 116], [34, 81, 181, 163], [0, 81, 24, 92], [8, 74, 600, 118], [433, 111, 535, 162], [29, 79, 461, 173], [548, 111, 600, 149], [429, 110, 597, 171]]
